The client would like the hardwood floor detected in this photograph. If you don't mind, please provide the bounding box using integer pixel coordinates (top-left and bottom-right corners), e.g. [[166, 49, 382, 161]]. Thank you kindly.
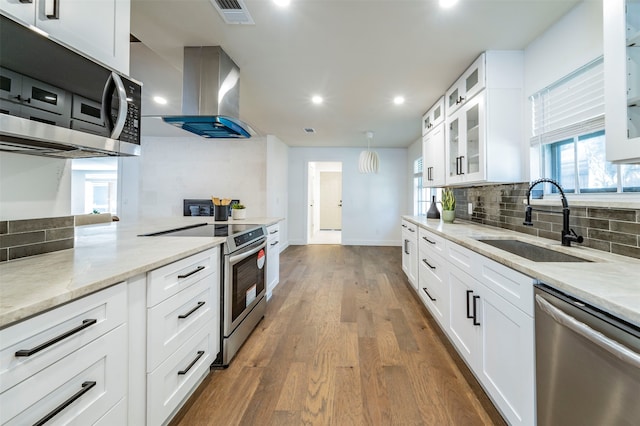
[[171, 245, 506, 426]]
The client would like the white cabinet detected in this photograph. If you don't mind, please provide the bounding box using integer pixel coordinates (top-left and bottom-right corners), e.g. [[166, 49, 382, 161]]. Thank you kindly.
[[417, 228, 449, 328], [423, 122, 446, 188], [422, 96, 445, 135], [146, 246, 220, 425], [0, 283, 127, 425], [0, 0, 130, 73], [401, 220, 418, 289], [446, 54, 486, 117], [604, 0, 640, 163], [266, 223, 280, 298], [444, 51, 524, 185], [446, 240, 535, 426]]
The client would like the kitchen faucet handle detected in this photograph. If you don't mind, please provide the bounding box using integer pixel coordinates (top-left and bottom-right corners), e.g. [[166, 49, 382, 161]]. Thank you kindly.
[[570, 228, 584, 244]]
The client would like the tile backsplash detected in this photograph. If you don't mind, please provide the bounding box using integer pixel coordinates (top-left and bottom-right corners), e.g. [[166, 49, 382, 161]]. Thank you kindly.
[[0, 216, 74, 262], [452, 183, 640, 260]]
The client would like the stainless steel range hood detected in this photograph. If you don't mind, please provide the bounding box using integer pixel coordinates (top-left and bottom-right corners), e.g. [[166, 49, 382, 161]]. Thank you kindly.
[[161, 46, 253, 139]]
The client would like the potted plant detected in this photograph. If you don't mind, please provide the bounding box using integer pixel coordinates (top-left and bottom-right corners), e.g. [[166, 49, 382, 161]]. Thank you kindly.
[[441, 188, 456, 223], [231, 203, 246, 220]]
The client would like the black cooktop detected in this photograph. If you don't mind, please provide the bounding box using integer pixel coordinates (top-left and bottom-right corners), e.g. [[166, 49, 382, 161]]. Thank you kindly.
[[140, 223, 260, 237]]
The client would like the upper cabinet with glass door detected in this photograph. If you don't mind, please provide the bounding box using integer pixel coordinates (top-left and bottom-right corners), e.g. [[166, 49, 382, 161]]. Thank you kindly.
[[604, 0, 640, 163], [445, 54, 485, 117], [422, 96, 445, 135], [445, 51, 526, 185]]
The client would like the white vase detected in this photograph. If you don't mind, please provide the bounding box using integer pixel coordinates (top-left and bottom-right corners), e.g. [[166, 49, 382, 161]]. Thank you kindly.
[[232, 209, 246, 220]]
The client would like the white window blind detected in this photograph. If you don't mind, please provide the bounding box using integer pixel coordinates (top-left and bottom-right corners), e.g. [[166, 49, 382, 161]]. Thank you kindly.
[[530, 57, 604, 146]]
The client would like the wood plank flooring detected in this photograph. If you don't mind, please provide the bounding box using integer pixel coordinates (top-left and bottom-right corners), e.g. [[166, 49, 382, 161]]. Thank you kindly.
[[171, 245, 506, 426]]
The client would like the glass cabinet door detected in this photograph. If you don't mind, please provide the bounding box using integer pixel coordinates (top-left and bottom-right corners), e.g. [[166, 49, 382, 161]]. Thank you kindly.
[[448, 115, 462, 182], [626, 0, 639, 140], [466, 102, 480, 175]]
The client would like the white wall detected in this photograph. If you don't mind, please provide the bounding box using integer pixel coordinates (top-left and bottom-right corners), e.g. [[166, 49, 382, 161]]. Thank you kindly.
[[523, 0, 603, 179], [0, 153, 71, 220], [135, 135, 268, 218], [288, 147, 407, 246]]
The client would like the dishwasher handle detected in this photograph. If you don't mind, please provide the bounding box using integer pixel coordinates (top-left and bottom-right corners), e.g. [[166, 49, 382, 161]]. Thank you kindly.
[[535, 294, 640, 369]]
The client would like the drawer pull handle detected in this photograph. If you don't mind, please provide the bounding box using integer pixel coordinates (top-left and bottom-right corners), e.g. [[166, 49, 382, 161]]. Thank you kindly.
[[178, 301, 206, 319], [15, 319, 97, 357], [33, 381, 96, 426], [178, 265, 205, 279], [402, 224, 407, 228], [270, 241, 279, 247], [422, 287, 436, 302], [269, 230, 278, 234], [422, 236, 436, 245], [45, 0, 60, 19], [178, 350, 205, 375], [466, 290, 473, 319], [422, 258, 436, 270], [409, 228, 415, 233], [472, 295, 481, 326]]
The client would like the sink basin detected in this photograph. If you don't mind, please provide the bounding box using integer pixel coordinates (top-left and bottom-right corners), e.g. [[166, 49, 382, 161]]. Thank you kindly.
[[476, 239, 592, 263]]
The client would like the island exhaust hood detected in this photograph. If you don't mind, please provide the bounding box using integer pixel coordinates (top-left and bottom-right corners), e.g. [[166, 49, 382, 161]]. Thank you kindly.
[[161, 46, 253, 139]]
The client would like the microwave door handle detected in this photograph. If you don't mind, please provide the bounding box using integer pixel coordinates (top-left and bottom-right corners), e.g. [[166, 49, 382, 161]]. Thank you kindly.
[[535, 295, 640, 369], [101, 72, 128, 139]]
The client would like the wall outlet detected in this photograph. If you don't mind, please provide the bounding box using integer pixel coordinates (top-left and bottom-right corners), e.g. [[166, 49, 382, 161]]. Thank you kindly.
[[468, 202, 473, 215]]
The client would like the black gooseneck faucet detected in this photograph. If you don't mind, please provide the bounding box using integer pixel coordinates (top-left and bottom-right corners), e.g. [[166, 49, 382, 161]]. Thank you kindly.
[[523, 178, 584, 247]]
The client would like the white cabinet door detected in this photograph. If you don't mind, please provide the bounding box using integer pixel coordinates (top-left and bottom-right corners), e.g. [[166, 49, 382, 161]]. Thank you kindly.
[[0, 0, 35, 25], [446, 54, 486, 117], [478, 286, 535, 426], [266, 223, 280, 297], [604, 0, 640, 163], [422, 96, 445, 135], [401, 221, 418, 289], [423, 123, 446, 188], [447, 267, 480, 368], [0, 0, 130, 73]]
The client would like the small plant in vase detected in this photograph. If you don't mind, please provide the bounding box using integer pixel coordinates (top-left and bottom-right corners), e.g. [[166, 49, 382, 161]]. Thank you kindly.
[[441, 188, 456, 223], [231, 203, 246, 220]]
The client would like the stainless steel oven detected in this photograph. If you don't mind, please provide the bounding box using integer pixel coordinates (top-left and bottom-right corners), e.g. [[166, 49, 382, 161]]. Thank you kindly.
[[221, 236, 267, 366]]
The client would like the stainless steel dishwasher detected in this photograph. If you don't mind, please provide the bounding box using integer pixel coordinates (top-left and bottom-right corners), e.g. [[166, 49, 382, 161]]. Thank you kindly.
[[534, 284, 640, 426]]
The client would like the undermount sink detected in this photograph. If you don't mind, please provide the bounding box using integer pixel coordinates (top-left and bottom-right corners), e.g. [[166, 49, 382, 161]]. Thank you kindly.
[[476, 239, 592, 263]]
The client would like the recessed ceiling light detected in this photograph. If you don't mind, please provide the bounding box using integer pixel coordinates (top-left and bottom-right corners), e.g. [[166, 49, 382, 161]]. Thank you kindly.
[[311, 95, 323, 104], [153, 96, 167, 105], [274, 0, 291, 7], [439, 0, 458, 9], [393, 96, 405, 105]]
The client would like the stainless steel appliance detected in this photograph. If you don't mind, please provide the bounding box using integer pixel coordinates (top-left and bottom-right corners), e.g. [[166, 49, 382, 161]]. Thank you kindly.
[[0, 14, 142, 158], [534, 284, 640, 426], [141, 223, 267, 367]]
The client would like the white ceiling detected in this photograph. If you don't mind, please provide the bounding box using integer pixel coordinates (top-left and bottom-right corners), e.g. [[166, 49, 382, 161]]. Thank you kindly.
[[130, 0, 579, 148]]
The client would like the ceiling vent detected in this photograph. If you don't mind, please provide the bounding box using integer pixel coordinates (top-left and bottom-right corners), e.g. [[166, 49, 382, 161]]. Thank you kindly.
[[210, 0, 255, 25], [304, 128, 316, 134]]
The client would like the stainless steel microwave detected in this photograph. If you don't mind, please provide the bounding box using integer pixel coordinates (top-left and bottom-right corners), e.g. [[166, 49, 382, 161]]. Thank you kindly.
[[0, 14, 142, 158]]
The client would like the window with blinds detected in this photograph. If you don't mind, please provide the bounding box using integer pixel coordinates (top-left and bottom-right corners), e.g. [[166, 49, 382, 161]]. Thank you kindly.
[[530, 56, 640, 193]]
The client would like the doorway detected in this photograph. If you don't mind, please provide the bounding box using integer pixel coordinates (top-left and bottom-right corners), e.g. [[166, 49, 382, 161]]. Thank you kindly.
[[307, 162, 342, 245]]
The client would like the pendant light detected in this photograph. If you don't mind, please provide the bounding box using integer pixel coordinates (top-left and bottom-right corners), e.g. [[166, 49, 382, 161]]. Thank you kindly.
[[358, 131, 380, 174]]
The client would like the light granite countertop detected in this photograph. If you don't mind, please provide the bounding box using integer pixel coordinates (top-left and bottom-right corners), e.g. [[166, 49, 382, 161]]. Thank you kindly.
[[403, 216, 640, 327], [0, 217, 282, 329]]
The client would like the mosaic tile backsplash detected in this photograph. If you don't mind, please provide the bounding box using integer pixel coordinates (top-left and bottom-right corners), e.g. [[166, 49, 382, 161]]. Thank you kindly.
[[0, 216, 74, 262], [451, 183, 640, 260]]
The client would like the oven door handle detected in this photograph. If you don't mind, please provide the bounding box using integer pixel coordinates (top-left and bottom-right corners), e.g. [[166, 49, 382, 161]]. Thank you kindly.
[[228, 239, 267, 265], [535, 295, 640, 368]]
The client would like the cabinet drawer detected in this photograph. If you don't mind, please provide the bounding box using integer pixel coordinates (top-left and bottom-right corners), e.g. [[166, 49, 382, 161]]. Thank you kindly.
[[147, 247, 219, 307], [418, 248, 449, 328], [0, 325, 126, 425], [418, 228, 447, 257], [477, 256, 534, 316], [267, 223, 279, 240], [0, 283, 126, 393], [147, 273, 217, 372], [147, 324, 213, 426], [447, 242, 480, 275]]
